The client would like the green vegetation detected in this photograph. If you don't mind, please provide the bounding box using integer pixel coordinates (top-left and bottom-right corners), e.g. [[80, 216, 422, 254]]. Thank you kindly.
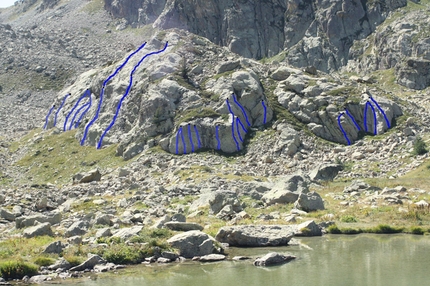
[[412, 136, 428, 156], [81, 0, 104, 14], [327, 224, 405, 234], [11, 129, 129, 185], [175, 108, 221, 125], [0, 261, 38, 279], [340, 215, 358, 223], [33, 256, 56, 267]]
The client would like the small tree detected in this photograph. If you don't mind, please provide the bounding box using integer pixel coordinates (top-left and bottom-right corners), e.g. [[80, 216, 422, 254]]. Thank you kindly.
[[413, 136, 428, 156]]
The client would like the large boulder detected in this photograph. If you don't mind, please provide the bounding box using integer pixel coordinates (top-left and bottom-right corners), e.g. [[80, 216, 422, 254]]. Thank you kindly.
[[294, 192, 325, 212], [16, 212, 62, 229], [253, 252, 296, 267], [167, 230, 216, 258], [294, 220, 322, 237], [69, 255, 106, 272], [215, 225, 295, 247], [262, 173, 309, 206], [64, 220, 89, 237], [72, 169, 101, 184], [164, 222, 203, 231], [208, 190, 242, 215], [23, 222, 53, 238], [112, 226, 143, 240], [309, 163, 342, 181]]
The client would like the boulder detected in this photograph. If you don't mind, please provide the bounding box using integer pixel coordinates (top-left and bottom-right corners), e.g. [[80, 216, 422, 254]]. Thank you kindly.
[[253, 252, 296, 267], [199, 254, 226, 262], [294, 192, 324, 212], [112, 226, 143, 240], [23, 222, 53, 238], [294, 220, 322, 236], [262, 173, 309, 206], [167, 230, 216, 258], [48, 257, 72, 271], [215, 225, 295, 247], [309, 163, 342, 181], [69, 254, 106, 272], [164, 222, 204, 231], [43, 241, 67, 254], [0, 208, 16, 221], [16, 212, 61, 229], [208, 190, 242, 215], [65, 220, 89, 237], [72, 169, 101, 184]]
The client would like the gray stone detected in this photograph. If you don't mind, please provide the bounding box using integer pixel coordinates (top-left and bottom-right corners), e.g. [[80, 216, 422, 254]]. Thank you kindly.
[[65, 220, 89, 237], [43, 241, 66, 254], [72, 169, 101, 184], [171, 213, 186, 222], [216, 60, 240, 74], [164, 222, 204, 231], [95, 227, 112, 238], [23, 222, 53, 238], [112, 226, 143, 239], [209, 190, 242, 215], [161, 251, 179, 261], [215, 225, 295, 247], [294, 220, 322, 236], [271, 67, 291, 81], [167, 231, 216, 258], [67, 235, 83, 245], [94, 263, 116, 272], [0, 208, 16, 221], [199, 254, 226, 262], [253, 252, 296, 267], [294, 192, 325, 212], [48, 258, 72, 271], [16, 212, 62, 229], [309, 163, 342, 181], [157, 257, 171, 263], [69, 254, 106, 271]]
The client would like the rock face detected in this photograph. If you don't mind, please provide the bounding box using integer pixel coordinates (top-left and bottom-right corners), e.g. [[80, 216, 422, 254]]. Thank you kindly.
[[105, 0, 406, 73], [253, 252, 296, 267], [215, 225, 295, 247], [167, 230, 216, 258]]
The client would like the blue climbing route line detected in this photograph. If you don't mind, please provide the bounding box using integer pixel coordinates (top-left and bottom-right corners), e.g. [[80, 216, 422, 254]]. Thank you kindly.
[[345, 109, 361, 131], [75, 92, 92, 128], [180, 126, 187, 154], [364, 101, 378, 135], [194, 125, 201, 149], [81, 42, 147, 146], [69, 101, 90, 130], [44, 105, 56, 130], [231, 117, 240, 151], [337, 113, 351, 145], [369, 97, 391, 128], [215, 125, 221, 150], [175, 127, 181, 155], [187, 124, 195, 153], [97, 42, 168, 149], [236, 116, 248, 134], [226, 98, 234, 115], [54, 93, 70, 127], [232, 94, 251, 126], [235, 117, 244, 142], [64, 89, 91, 132], [261, 99, 267, 125]]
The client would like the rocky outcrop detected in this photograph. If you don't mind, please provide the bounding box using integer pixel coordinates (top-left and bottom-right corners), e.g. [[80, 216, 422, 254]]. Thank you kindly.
[[215, 225, 295, 247], [105, 0, 406, 73], [262, 173, 309, 206], [294, 192, 325, 212]]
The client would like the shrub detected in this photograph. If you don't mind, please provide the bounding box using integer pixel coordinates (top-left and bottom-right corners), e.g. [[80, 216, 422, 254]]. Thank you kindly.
[[340, 227, 362, 235], [340, 215, 358, 223], [410, 226, 424, 235], [0, 261, 38, 279], [412, 136, 428, 156], [327, 225, 342, 234], [369, 224, 404, 234]]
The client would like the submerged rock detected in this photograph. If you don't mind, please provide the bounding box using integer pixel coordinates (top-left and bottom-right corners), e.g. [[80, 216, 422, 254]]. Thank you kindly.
[[253, 252, 296, 267]]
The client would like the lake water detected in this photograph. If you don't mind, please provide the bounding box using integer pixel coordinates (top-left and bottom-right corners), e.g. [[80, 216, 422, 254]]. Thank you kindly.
[[79, 234, 430, 286]]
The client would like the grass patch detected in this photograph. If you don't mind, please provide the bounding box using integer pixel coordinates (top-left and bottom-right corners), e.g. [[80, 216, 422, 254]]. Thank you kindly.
[[175, 108, 221, 125], [0, 261, 38, 280], [33, 256, 56, 267], [0, 236, 56, 260], [13, 129, 129, 185], [81, 0, 104, 14]]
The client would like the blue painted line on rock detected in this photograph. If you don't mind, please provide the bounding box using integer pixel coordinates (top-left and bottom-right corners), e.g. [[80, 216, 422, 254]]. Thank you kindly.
[[54, 93, 70, 127], [261, 99, 267, 125], [231, 117, 240, 151], [64, 89, 91, 132], [97, 42, 168, 149], [44, 105, 56, 130], [175, 127, 180, 155], [81, 41, 147, 146], [226, 98, 234, 115], [364, 101, 378, 135], [370, 97, 391, 128], [232, 94, 251, 126], [75, 91, 92, 128], [337, 113, 351, 145], [180, 126, 187, 154], [345, 109, 360, 130], [194, 125, 201, 149], [215, 125, 221, 150], [235, 117, 244, 142], [237, 116, 248, 134], [188, 123, 195, 153], [69, 101, 90, 130]]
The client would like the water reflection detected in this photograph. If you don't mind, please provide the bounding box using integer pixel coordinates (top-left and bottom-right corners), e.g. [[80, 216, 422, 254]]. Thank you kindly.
[[79, 234, 430, 286]]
